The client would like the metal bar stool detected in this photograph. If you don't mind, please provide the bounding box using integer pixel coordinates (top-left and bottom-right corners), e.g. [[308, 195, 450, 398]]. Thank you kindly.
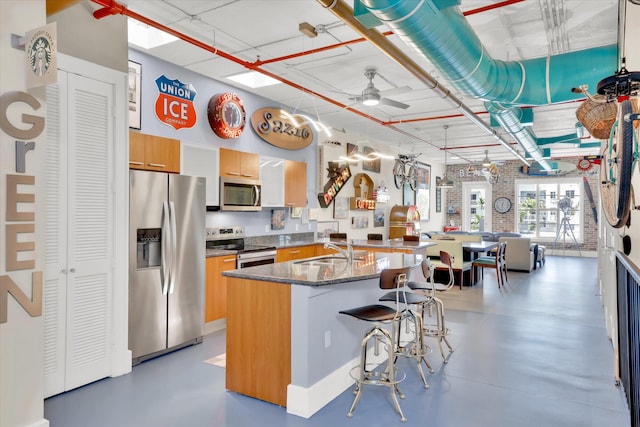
[[378, 281, 434, 386], [408, 257, 454, 361], [338, 266, 417, 422]]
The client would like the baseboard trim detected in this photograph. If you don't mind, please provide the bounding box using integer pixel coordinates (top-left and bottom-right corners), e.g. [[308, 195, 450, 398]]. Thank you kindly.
[[286, 348, 387, 418]]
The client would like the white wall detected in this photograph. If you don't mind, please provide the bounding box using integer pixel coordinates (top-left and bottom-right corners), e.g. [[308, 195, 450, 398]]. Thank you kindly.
[[0, 2, 49, 427]]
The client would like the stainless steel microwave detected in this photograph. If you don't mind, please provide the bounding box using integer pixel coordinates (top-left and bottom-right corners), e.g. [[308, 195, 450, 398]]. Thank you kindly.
[[220, 177, 262, 211]]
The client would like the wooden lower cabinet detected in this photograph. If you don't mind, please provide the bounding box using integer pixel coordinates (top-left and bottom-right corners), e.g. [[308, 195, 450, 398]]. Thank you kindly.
[[205, 254, 237, 322], [276, 245, 317, 262], [226, 278, 291, 406]]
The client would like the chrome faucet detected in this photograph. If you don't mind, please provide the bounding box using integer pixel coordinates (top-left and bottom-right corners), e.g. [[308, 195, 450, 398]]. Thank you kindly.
[[324, 242, 354, 263]]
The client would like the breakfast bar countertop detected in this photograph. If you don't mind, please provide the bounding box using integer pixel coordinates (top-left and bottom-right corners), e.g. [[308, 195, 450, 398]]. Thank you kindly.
[[222, 250, 425, 286]]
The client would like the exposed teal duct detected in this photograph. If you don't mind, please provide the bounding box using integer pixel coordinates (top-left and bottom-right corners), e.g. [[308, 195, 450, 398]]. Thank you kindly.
[[355, 0, 618, 168]]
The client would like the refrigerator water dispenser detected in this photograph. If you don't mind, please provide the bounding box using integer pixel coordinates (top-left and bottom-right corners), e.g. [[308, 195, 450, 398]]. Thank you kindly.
[[136, 228, 161, 269]]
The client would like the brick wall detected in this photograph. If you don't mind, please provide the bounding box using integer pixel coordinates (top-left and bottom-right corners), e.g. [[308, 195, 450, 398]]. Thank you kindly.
[[444, 157, 599, 251]]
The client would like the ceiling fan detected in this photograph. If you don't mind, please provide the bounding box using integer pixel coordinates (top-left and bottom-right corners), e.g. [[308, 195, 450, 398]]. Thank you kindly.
[[348, 67, 411, 109]]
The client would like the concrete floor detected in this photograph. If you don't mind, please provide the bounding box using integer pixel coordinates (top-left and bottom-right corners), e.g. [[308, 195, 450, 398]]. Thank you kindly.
[[45, 255, 630, 427]]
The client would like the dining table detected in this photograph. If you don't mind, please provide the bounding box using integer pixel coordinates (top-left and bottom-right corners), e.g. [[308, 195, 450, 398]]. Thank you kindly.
[[463, 240, 499, 283]]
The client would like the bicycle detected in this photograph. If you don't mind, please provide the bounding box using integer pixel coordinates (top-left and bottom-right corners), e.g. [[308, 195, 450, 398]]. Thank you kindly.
[[576, 61, 640, 228], [393, 153, 421, 190]]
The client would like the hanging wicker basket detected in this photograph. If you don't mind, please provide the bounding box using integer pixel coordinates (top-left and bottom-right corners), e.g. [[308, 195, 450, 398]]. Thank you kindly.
[[575, 99, 618, 139]]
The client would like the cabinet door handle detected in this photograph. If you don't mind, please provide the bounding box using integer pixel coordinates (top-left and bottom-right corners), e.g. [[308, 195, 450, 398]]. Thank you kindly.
[[241, 173, 254, 177], [223, 258, 236, 263], [227, 172, 241, 176], [290, 250, 300, 254], [61, 269, 67, 274], [148, 163, 166, 168], [129, 161, 144, 165], [70, 268, 76, 273]]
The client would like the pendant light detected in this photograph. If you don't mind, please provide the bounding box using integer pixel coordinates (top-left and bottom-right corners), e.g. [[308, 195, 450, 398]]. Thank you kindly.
[[481, 149, 492, 167], [437, 125, 455, 188]]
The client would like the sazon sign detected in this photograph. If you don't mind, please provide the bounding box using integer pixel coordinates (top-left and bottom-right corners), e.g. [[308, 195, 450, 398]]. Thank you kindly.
[[251, 108, 314, 150], [155, 75, 197, 130]]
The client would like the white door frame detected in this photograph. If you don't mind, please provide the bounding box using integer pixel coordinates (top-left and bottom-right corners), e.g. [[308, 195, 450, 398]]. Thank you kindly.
[[462, 181, 493, 232]]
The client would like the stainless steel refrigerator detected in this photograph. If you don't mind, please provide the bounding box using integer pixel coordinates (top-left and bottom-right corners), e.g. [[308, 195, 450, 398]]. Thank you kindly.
[[129, 170, 205, 364]]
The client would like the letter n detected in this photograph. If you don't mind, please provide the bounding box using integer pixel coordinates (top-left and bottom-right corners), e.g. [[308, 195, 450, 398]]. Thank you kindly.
[[0, 272, 43, 323]]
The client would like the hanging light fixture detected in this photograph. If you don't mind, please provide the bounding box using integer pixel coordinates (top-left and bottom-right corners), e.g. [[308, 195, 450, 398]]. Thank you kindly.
[[437, 125, 455, 188], [481, 149, 492, 167]]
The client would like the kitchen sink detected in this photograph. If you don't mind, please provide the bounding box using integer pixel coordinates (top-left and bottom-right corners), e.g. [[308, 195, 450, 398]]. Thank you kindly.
[[293, 255, 364, 266]]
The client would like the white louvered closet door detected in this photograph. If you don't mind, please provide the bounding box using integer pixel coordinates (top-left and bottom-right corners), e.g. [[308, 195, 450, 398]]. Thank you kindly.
[[44, 70, 114, 397]]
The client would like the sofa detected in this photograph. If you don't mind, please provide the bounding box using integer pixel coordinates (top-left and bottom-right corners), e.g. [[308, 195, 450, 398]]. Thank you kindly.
[[498, 237, 536, 272]]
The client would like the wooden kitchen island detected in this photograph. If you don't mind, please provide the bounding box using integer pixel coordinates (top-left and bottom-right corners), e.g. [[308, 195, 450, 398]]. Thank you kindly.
[[222, 250, 429, 418]]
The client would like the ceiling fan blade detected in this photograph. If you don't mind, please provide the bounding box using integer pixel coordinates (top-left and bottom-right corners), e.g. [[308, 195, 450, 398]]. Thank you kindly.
[[379, 85, 411, 97], [379, 97, 410, 109]]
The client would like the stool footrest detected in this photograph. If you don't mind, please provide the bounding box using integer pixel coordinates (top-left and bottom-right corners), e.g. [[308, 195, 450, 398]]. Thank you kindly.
[[349, 365, 406, 387]]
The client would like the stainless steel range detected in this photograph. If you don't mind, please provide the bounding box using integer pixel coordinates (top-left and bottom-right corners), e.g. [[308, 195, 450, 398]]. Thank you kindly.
[[206, 226, 277, 269]]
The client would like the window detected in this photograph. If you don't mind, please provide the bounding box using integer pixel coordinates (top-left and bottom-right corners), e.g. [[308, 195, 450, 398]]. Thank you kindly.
[[515, 178, 583, 242]]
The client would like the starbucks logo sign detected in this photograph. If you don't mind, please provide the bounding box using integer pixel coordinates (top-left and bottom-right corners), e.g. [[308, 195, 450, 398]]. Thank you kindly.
[[28, 36, 52, 77]]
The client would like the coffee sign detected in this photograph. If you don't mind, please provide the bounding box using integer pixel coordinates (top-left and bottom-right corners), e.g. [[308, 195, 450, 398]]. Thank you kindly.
[[251, 108, 314, 150]]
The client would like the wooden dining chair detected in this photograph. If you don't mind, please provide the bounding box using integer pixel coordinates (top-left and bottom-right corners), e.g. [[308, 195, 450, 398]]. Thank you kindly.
[[472, 241, 507, 288]]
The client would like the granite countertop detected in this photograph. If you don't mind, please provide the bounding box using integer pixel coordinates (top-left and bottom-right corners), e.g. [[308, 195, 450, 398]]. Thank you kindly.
[[206, 235, 435, 257], [206, 248, 238, 257], [222, 251, 423, 286], [348, 239, 435, 250]]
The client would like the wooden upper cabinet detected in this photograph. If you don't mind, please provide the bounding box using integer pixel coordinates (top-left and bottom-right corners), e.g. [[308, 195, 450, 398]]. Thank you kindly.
[[284, 160, 307, 207], [129, 130, 180, 173], [129, 131, 146, 170], [219, 147, 259, 179]]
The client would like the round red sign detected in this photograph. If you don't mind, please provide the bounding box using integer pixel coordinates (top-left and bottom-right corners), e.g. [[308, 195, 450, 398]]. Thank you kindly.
[[207, 93, 246, 139]]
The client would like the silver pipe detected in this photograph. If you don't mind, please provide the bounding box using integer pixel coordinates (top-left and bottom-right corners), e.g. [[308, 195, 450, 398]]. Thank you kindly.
[[316, 0, 530, 166]]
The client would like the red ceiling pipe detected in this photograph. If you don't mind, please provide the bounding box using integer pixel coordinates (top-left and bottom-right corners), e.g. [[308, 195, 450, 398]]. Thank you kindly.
[[463, 0, 524, 16], [90, 0, 524, 140], [383, 110, 489, 126], [255, 1, 522, 66], [89, 0, 391, 124]]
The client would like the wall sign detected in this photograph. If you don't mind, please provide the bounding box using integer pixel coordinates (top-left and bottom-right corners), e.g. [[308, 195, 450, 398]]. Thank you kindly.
[[318, 162, 351, 208], [0, 91, 43, 323], [154, 74, 197, 130], [26, 22, 57, 88], [251, 107, 313, 149], [207, 92, 246, 139]]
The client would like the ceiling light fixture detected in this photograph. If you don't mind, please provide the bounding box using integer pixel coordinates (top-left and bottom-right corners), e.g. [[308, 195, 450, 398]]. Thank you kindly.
[[361, 90, 380, 106], [226, 71, 281, 88], [127, 18, 178, 49], [481, 150, 492, 167], [437, 125, 455, 188]]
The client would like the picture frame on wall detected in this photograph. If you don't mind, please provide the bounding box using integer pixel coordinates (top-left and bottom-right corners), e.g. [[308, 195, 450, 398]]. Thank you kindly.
[[414, 162, 431, 221], [317, 221, 339, 238], [416, 187, 430, 222], [403, 183, 415, 206], [346, 143, 358, 161], [333, 197, 349, 219], [362, 146, 381, 173], [271, 209, 286, 230], [351, 215, 369, 229], [128, 60, 141, 130], [374, 205, 385, 227], [290, 207, 302, 218]]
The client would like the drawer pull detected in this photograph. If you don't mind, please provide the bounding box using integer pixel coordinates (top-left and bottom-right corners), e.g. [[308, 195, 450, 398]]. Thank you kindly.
[[129, 161, 144, 165], [223, 258, 236, 263], [148, 163, 166, 168]]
